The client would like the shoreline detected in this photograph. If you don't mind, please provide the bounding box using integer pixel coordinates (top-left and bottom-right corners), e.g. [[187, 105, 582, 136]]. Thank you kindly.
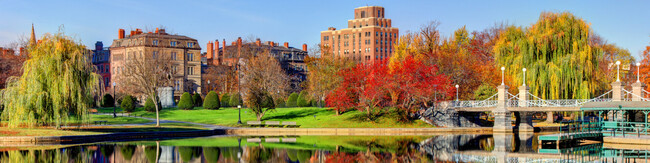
[[0, 127, 490, 146]]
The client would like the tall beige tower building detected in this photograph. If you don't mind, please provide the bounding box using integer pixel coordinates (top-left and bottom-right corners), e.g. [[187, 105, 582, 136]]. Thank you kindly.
[[320, 6, 399, 63]]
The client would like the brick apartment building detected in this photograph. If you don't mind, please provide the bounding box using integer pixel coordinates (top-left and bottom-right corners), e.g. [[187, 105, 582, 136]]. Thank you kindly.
[[110, 28, 202, 99], [205, 37, 309, 91], [320, 6, 399, 63], [91, 41, 111, 90]]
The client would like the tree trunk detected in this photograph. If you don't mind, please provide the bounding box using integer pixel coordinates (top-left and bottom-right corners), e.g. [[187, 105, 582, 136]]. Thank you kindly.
[[366, 106, 371, 120], [153, 95, 160, 127]]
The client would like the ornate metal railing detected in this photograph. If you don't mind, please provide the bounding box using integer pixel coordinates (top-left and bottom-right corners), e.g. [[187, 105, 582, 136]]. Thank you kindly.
[[449, 93, 497, 108]]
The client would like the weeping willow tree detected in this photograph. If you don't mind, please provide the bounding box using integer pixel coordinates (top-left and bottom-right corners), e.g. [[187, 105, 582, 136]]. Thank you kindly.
[[494, 12, 603, 99], [0, 31, 100, 128]]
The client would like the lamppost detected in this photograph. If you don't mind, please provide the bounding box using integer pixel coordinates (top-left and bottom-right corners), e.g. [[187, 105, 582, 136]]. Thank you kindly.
[[433, 84, 438, 102], [207, 80, 210, 93], [501, 67, 506, 85], [616, 61, 621, 82], [522, 68, 527, 86], [237, 105, 242, 124], [455, 84, 459, 101], [636, 62, 641, 83], [112, 82, 116, 118]]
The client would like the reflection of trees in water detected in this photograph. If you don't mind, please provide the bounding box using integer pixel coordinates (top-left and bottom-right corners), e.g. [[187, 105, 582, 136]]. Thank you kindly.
[[0, 147, 89, 163], [119, 145, 136, 161], [202, 147, 220, 163], [144, 145, 160, 163], [178, 146, 202, 162]]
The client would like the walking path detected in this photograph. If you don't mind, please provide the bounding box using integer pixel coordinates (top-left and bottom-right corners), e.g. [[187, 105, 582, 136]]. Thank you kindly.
[[89, 113, 232, 129]]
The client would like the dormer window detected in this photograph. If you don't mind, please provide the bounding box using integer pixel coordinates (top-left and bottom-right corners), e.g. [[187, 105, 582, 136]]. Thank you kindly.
[[187, 42, 194, 48], [152, 40, 159, 46], [170, 41, 177, 47]]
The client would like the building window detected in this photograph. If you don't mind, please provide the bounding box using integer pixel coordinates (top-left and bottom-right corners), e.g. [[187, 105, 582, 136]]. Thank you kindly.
[[187, 67, 194, 75], [152, 40, 159, 46], [170, 41, 177, 47], [187, 42, 194, 48], [187, 53, 194, 61], [171, 52, 177, 60], [153, 51, 158, 59]]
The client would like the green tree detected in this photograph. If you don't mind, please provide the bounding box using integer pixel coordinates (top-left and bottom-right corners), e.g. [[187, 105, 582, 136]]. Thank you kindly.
[[286, 92, 299, 107], [220, 93, 230, 107], [297, 90, 310, 107], [192, 93, 202, 107], [473, 83, 497, 100], [495, 12, 603, 99], [144, 97, 160, 112], [121, 95, 135, 113], [229, 93, 241, 107], [102, 94, 115, 107], [246, 89, 275, 121], [178, 92, 194, 110], [0, 32, 100, 128], [203, 91, 220, 110]]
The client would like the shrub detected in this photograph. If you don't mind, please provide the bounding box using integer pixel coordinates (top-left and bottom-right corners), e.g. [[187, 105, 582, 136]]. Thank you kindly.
[[286, 92, 299, 107], [203, 91, 220, 110], [192, 93, 203, 107], [297, 90, 310, 107], [229, 93, 241, 107], [120, 95, 135, 112], [178, 92, 194, 110], [275, 97, 286, 108], [144, 97, 160, 112], [101, 94, 115, 107], [220, 93, 230, 107]]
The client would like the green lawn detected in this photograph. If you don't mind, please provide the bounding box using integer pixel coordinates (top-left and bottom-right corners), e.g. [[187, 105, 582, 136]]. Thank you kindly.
[[125, 107, 432, 128], [84, 114, 151, 125]]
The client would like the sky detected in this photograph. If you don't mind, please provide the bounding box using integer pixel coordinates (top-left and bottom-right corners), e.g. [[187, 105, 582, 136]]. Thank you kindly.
[[1, 0, 649, 59]]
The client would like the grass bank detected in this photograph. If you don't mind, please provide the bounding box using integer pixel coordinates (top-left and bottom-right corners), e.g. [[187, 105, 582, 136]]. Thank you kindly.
[[105, 106, 432, 128]]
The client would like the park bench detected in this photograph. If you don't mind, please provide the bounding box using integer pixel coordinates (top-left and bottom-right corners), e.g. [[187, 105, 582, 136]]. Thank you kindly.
[[282, 121, 300, 128], [265, 121, 281, 127], [247, 121, 264, 127], [93, 120, 108, 125], [89, 109, 98, 114]]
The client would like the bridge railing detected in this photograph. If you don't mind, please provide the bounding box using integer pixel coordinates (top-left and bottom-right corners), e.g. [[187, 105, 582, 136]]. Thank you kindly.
[[449, 100, 498, 108]]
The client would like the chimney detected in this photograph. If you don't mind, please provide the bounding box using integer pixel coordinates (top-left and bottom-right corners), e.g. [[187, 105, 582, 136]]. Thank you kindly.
[[206, 41, 213, 60], [118, 29, 125, 39], [155, 28, 159, 34], [255, 38, 261, 46], [130, 30, 135, 36], [302, 44, 307, 51], [284, 42, 289, 48], [135, 28, 142, 34], [214, 40, 220, 65], [270, 42, 275, 47], [159, 29, 166, 34], [237, 37, 242, 46]]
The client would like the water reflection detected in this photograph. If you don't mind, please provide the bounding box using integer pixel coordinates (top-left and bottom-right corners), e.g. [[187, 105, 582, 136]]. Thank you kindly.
[[0, 134, 647, 162]]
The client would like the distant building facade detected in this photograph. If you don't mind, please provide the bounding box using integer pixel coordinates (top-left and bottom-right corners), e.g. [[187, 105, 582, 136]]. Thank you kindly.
[[205, 37, 309, 91], [91, 41, 111, 90], [320, 6, 399, 63], [110, 28, 202, 99]]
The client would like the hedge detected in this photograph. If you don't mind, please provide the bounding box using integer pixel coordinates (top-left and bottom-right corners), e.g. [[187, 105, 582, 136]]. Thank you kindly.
[[120, 95, 135, 112], [203, 91, 220, 110], [178, 92, 194, 110]]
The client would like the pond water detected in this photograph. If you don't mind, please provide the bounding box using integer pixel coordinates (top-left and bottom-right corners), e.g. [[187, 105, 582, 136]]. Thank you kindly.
[[0, 134, 646, 162]]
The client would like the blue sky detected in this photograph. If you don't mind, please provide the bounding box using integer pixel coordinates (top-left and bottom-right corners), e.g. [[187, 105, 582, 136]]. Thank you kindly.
[[1, 0, 649, 59]]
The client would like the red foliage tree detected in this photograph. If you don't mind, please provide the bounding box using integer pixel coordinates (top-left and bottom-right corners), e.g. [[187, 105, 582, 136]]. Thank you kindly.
[[386, 56, 454, 119], [326, 56, 454, 120]]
